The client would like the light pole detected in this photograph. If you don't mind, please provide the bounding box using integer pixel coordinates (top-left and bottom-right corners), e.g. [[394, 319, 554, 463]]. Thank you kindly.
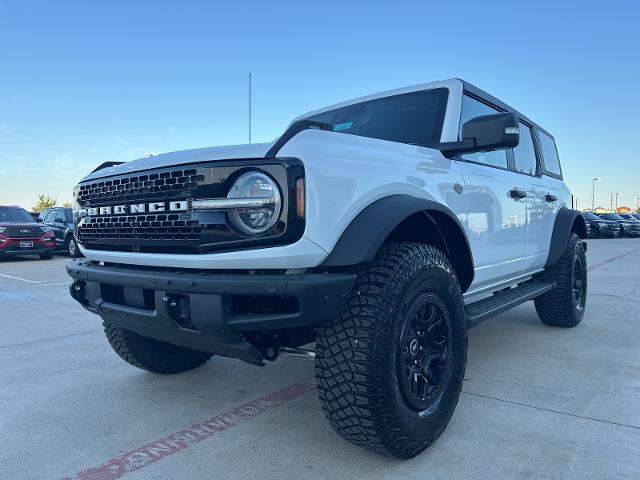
[[592, 177, 601, 212], [615, 193, 620, 212]]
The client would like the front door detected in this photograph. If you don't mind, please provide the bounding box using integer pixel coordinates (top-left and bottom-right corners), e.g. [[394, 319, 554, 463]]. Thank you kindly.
[[456, 94, 528, 292]]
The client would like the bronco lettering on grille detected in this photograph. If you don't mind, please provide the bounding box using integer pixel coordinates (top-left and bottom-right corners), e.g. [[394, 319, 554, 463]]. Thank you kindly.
[[82, 201, 188, 216]]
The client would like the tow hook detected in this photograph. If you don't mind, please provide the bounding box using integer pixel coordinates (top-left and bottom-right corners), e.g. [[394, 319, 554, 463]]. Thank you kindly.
[[162, 293, 194, 329], [70, 281, 88, 306]]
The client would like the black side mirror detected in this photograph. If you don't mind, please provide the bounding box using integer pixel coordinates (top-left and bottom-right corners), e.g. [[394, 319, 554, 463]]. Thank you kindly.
[[36, 217, 43, 223], [433, 112, 520, 156]]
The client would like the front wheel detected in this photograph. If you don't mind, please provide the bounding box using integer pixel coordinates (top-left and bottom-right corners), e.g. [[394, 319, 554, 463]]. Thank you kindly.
[[104, 322, 213, 374], [534, 233, 586, 327], [315, 243, 467, 459]]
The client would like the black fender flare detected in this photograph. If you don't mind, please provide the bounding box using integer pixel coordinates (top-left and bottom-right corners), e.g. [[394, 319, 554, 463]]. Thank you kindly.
[[320, 195, 475, 292], [545, 208, 587, 268]]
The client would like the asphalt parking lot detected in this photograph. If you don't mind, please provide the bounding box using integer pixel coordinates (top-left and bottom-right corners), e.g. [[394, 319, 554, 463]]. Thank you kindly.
[[2, 239, 639, 480]]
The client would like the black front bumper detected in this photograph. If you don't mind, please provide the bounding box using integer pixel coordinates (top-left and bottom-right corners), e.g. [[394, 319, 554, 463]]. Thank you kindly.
[[66, 260, 355, 364]]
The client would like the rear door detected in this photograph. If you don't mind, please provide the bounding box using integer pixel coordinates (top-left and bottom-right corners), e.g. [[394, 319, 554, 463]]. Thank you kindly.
[[536, 130, 571, 246], [511, 121, 555, 272], [456, 94, 528, 290]]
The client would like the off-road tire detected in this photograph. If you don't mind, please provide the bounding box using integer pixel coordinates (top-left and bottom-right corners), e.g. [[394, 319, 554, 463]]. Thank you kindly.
[[104, 322, 213, 373], [534, 233, 586, 327], [315, 243, 467, 459], [39, 252, 54, 260]]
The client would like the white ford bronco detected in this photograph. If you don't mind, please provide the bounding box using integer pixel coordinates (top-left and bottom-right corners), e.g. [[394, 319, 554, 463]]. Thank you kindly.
[[67, 78, 588, 458]]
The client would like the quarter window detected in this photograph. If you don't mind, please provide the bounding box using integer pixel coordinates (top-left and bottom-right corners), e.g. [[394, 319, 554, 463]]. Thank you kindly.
[[512, 122, 538, 176], [538, 131, 562, 176], [459, 95, 508, 169]]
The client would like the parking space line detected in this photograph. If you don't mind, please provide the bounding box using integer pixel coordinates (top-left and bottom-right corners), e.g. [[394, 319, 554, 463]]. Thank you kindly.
[[588, 247, 640, 272], [0, 272, 42, 284], [64, 378, 316, 480]]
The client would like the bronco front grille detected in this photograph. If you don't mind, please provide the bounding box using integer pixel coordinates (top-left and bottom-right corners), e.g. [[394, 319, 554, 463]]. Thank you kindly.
[[74, 161, 303, 254]]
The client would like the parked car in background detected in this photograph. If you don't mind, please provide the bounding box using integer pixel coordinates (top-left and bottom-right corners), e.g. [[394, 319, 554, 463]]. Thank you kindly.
[[597, 213, 640, 237], [0, 206, 56, 259], [630, 213, 640, 221], [584, 212, 620, 238], [38, 207, 81, 257], [618, 213, 640, 223]]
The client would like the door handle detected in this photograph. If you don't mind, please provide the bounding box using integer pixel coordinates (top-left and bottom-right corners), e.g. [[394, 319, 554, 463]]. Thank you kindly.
[[545, 194, 557, 202], [509, 189, 527, 200]]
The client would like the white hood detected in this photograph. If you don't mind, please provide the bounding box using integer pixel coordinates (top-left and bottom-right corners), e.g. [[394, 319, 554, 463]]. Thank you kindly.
[[82, 142, 272, 181]]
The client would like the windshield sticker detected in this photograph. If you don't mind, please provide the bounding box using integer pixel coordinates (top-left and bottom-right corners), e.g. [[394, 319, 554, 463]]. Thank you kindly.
[[333, 122, 353, 131]]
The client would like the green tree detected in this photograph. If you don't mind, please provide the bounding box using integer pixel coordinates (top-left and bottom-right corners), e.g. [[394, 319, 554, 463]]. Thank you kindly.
[[62, 202, 72, 208], [32, 194, 57, 212]]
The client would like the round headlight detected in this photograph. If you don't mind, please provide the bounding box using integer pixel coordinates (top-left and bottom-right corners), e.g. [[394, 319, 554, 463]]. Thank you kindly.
[[227, 171, 282, 235]]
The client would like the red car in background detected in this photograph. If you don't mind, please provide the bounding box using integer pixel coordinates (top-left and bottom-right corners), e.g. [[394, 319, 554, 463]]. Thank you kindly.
[[0, 206, 56, 260]]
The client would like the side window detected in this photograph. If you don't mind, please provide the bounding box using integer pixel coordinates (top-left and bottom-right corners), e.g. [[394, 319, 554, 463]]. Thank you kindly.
[[44, 210, 56, 223], [459, 95, 508, 169], [512, 122, 538, 176], [538, 131, 562, 176]]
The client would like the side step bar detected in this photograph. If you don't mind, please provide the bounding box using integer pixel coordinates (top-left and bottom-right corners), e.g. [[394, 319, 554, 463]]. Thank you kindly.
[[465, 279, 555, 328]]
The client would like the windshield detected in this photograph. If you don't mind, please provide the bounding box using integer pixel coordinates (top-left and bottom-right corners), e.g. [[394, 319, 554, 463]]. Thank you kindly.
[[601, 213, 624, 221], [619, 214, 636, 220], [584, 213, 599, 220], [305, 88, 448, 146], [0, 207, 35, 223]]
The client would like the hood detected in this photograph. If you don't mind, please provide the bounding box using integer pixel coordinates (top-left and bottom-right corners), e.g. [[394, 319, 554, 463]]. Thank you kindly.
[[81, 142, 273, 182], [0, 222, 41, 227]]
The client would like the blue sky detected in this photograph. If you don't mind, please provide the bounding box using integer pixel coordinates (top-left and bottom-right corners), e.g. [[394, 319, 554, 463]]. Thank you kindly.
[[1, 0, 638, 210]]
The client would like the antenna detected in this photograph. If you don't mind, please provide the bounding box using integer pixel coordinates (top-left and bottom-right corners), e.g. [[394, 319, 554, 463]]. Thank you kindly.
[[248, 72, 252, 144]]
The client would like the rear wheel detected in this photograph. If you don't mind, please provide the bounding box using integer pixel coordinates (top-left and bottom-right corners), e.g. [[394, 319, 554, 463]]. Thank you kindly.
[[534, 233, 586, 327], [104, 322, 213, 374], [315, 243, 467, 459]]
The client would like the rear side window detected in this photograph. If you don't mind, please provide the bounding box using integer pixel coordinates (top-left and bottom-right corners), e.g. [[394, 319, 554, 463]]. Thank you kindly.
[[306, 88, 448, 146], [65, 209, 73, 223], [538, 131, 562, 176], [459, 95, 508, 169], [512, 122, 538, 176]]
